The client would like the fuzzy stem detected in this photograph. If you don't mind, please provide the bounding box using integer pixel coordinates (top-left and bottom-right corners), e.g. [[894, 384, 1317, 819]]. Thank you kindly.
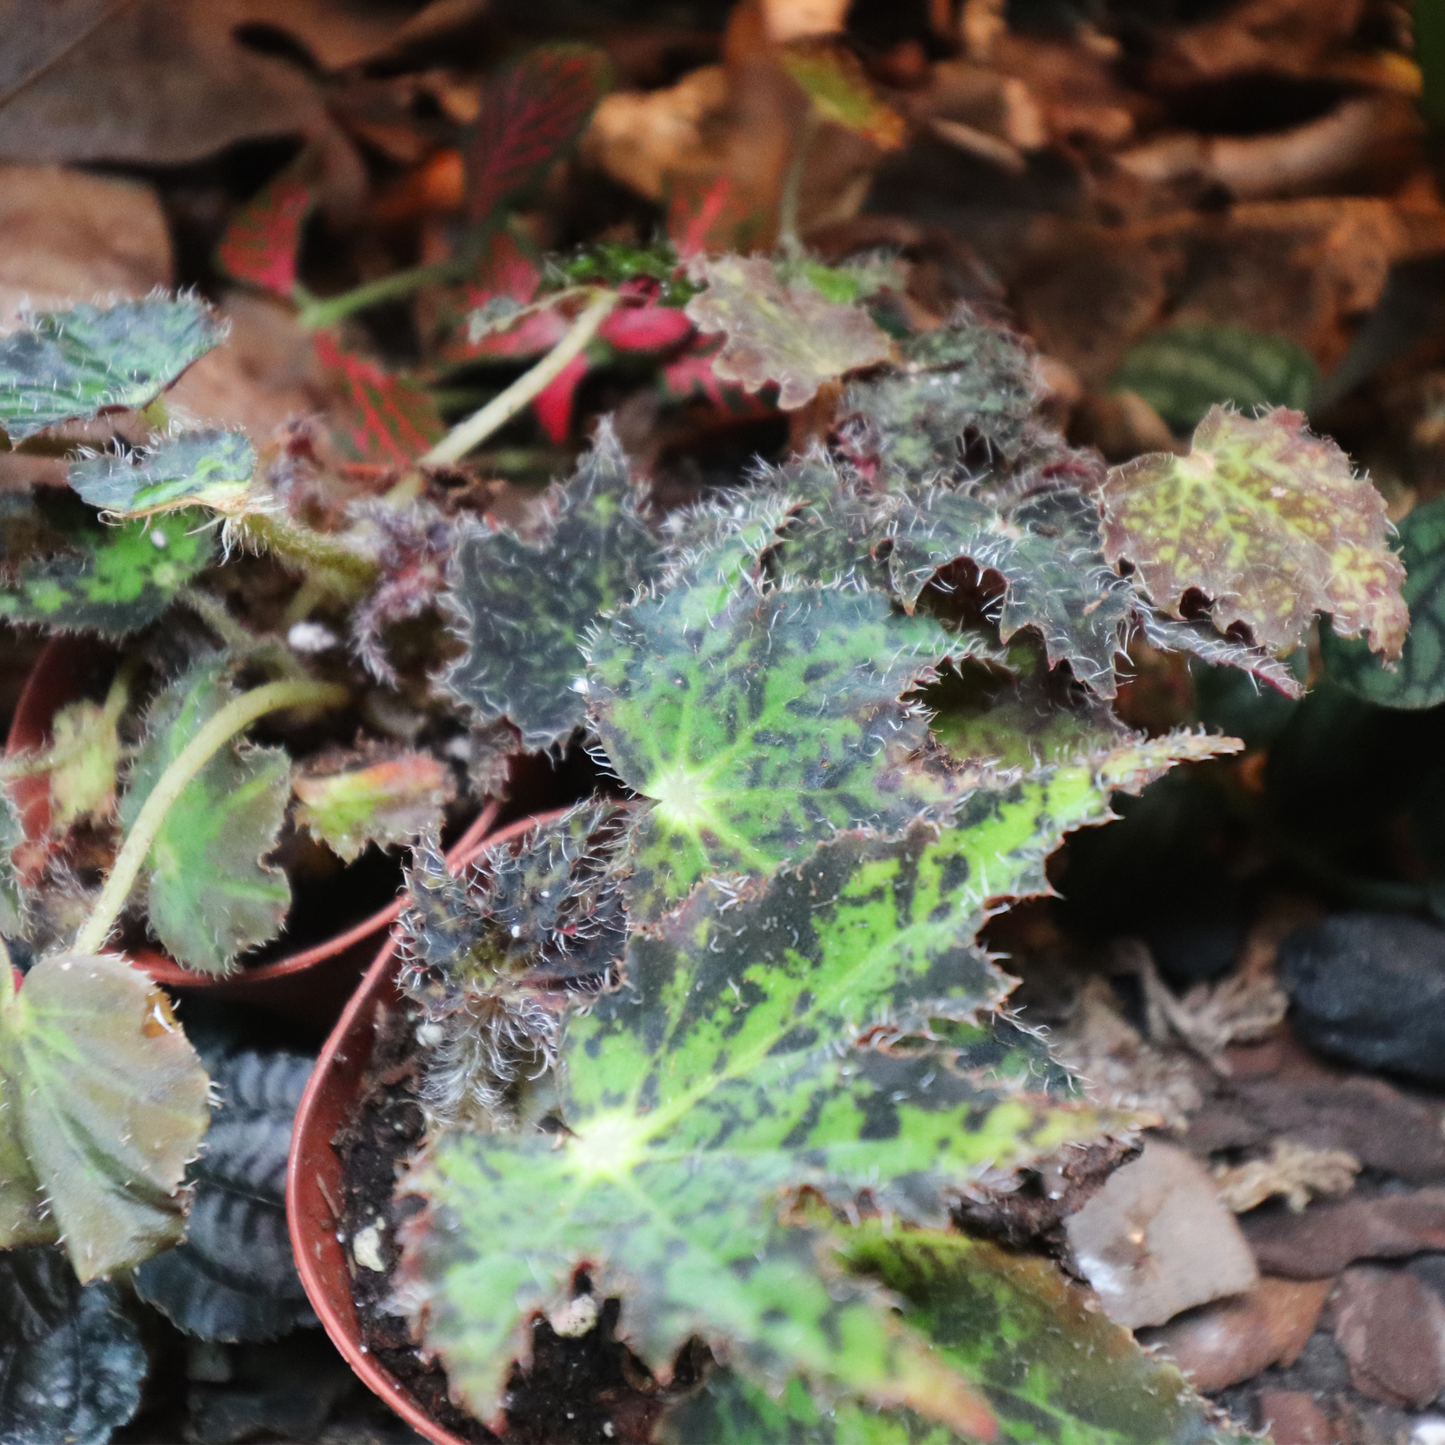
[[295, 259, 471, 333], [73, 678, 348, 955], [421, 291, 619, 466], [233, 511, 380, 592]]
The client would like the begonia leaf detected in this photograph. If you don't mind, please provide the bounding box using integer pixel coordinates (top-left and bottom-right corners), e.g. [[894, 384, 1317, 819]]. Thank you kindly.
[[0, 791, 26, 938], [67, 429, 255, 517], [0, 297, 222, 442], [0, 954, 210, 1280], [294, 750, 452, 862], [120, 658, 291, 975], [443, 426, 660, 749], [48, 699, 121, 831], [684, 255, 896, 411], [1101, 405, 1408, 658]]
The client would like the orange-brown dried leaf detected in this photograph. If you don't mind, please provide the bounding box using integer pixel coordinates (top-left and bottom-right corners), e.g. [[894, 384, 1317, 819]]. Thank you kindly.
[[1100, 405, 1408, 658]]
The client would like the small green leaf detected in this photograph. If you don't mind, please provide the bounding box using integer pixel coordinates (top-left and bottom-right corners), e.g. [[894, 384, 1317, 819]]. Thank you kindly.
[[778, 44, 906, 148], [1322, 493, 1445, 707], [443, 426, 660, 749], [888, 487, 1137, 697], [1102, 405, 1409, 658], [0, 297, 222, 442], [48, 699, 121, 831], [67, 429, 255, 517], [587, 574, 999, 919], [0, 509, 216, 637], [294, 750, 452, 862], [1110, 324, 1318, 434], [684, 255, 896, 411], [845, 323, 1042, 484], [121, 659, 291, 975], [0, 1247, 147, 1445], [0, 955, 211, 1280], [134, 1049, 313, 1342]]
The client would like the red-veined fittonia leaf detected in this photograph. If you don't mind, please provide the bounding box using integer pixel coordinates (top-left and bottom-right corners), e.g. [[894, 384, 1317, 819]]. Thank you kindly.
[[215, 172, 314, 299], [1100, 405, 1408, 658], [312, 332, 445, 466]]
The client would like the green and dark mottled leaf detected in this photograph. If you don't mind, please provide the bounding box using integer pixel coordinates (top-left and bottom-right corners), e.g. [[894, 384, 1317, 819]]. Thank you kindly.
[[135, 1050, 314, 1341], [1110, 324, 1318, 434], [0, 955, 211, 1280], [121, 659, 291, 975], [0, 790, 25, 937], [0, 1247, 146, 1445], [313, 331, 445, 465], [588, 576, 1000, 918], [0, 297, 222, 442], [396, 739, 1223, 1433], [767, 457, 894, 591], [466, 45, 611, 226], [294, 751, 452, 862], [443, 426, 660, 749], [1101, 405, 1408, 658], [1322, 493, 1445, 707], [1135, 609, 1306, 700], [216, 173, 313, 298], [684, 255, 896, 410], [888, 487, 1136, 697], [0, 508, 215, 637], [845, 323, 1042, 484], [67, 429, 255, 517]]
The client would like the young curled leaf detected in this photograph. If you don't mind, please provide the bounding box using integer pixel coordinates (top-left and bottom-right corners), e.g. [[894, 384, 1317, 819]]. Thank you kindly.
[[0, 955, 211, 1281], [0, 296, 222, 442], [294, 750, 452, 863], [48, 698, 121, 831], [1101, 406, 1408, 659], [779, 42, 907, 149], [67, 429, 256, 517], [684, 255, 896, 410]]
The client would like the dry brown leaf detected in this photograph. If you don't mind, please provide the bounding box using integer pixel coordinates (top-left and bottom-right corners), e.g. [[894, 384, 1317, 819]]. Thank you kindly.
[[1212, 1140, 1360, 1214]]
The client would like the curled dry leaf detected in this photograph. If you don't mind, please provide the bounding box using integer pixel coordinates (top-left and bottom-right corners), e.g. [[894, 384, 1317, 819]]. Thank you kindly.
[[1101, 405, 1408, 658]]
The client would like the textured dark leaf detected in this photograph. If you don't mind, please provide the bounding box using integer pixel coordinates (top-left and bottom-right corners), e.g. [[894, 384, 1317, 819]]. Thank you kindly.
[[0, 956, 211, 1280], [0, 508, 216, 637], [294, 751, 452, 862], [67, 429, 255, 517], [134, 1050, 314, 1342], [845, 322, 1043, 485], [312, 331, 445, 466], [121, 658, 291, 975], [1321, 493, 1445, 707], [685, 255, 896, 410], [1110, 324, 1317, 434], [1136, 610, 1306, 700], [216, 173, 313, 298], [889, 486, 1137, 697], [466, 45, 611, 226], [443, 425, 661, 749], [1102, 405, 1408, 658], [0, 1248, 146, 1445], [588, 571, 1002, 919], [0, 297, 222, 441], [396, 741, 1218, 1431]]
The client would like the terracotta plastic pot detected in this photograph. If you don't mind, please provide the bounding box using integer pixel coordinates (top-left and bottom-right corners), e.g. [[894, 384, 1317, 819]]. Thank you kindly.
[[288, 809, 563, 1445], [5, 635, 503, 1027]]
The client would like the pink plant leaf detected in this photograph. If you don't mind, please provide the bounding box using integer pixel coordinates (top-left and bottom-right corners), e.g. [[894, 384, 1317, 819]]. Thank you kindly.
[[313, 332, 445, 466], [533, 353, 590, 444], [216, 175, 313, 298]]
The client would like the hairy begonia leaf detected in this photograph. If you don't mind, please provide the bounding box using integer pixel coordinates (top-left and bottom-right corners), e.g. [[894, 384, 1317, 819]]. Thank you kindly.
[[135, 1049, 313, 1341], [778, 43, 906, 148], [312, 331, 445, 466], [67, 429, 255, 516], [121, 659, 291, 975], [1110, 323, 1317, 435], [443, 427, 660, 749], [1135, 609, 1306, 700], [0, 509, 216, 637], [216, 173, 313, 298], [294, 751, 451, 862], [1321, 493, 1445, 708], [465, 45, 611, 226], [0, 1247, 146, 1445], [0, 297, 222, 441], [767, 458, 894, 591], [48, 699, 120, 831], [587, 576, 1000, 919], [845, 323, 1042, 484], [0, 954, 210, 1280], [396, 744, 1217, 1432], [1101, 405, 1409, 658], [684, 255, 896, 410], [0, 791, 26, 937], [889, 487, 1136, 697], [398, 800, 629, 1125]]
